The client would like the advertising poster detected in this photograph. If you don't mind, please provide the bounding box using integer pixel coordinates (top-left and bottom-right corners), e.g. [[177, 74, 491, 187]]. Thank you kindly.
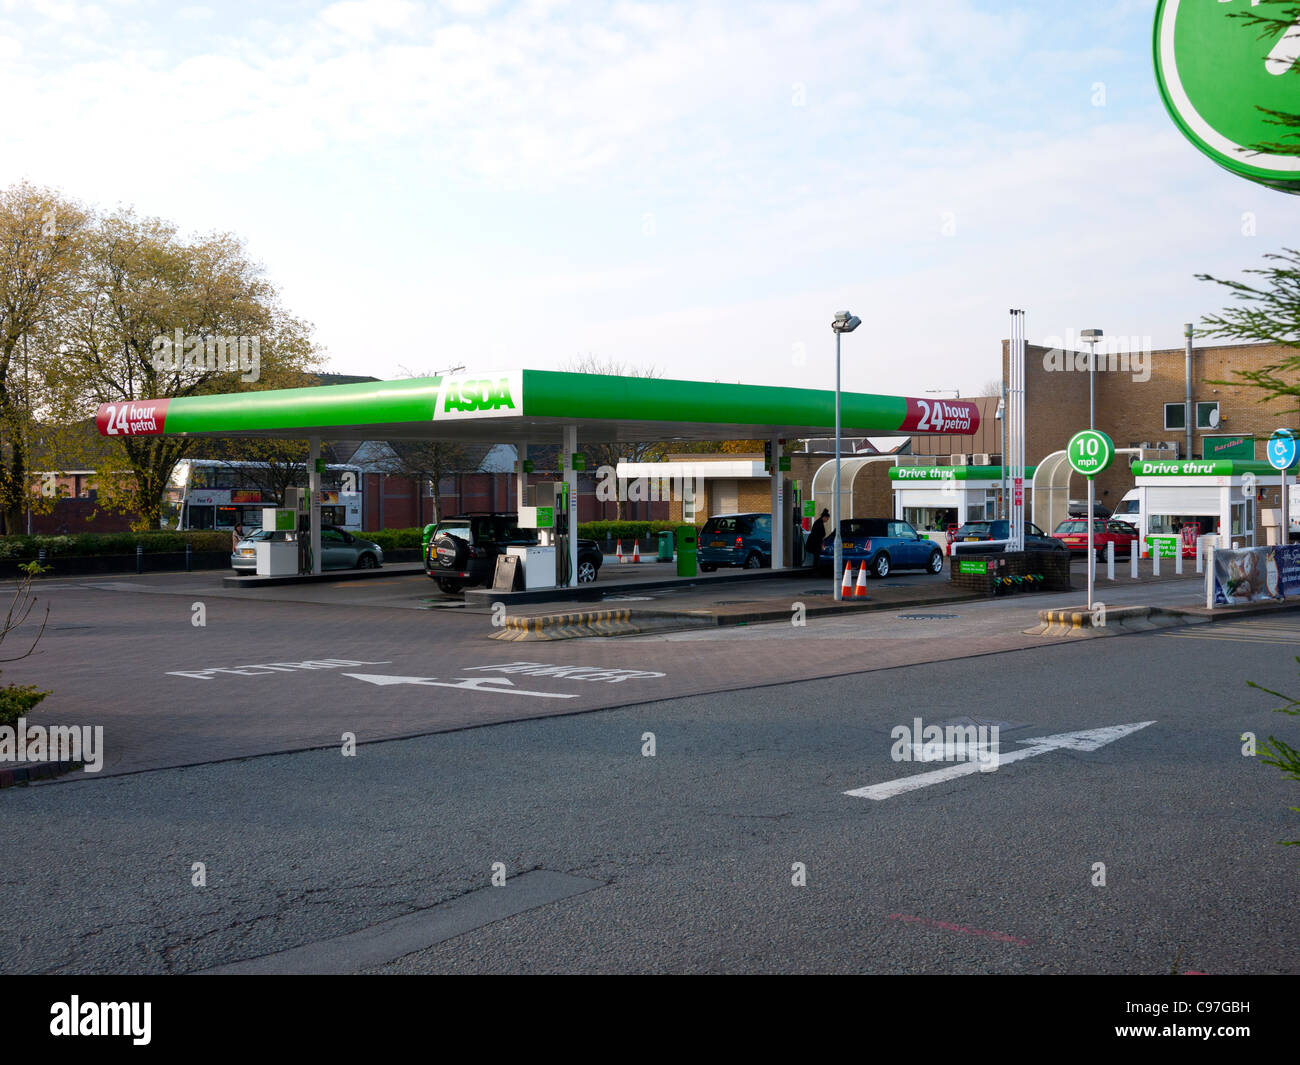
[[1212, 545, 1300, 606]]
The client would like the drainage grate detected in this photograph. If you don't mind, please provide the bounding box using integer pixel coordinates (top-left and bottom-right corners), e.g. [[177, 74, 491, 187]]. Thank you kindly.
[[897, 613, 959, 621]]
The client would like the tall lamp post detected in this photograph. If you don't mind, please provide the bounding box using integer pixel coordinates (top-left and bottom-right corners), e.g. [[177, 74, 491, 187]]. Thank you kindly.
[[1081, 328, 1103, 432], [831, 311, 861, 601]]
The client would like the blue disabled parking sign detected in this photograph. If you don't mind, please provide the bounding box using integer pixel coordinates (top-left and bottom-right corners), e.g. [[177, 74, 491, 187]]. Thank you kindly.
[[1268, 429, 1297, 471]]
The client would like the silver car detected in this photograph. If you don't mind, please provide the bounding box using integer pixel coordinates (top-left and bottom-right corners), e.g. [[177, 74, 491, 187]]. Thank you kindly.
[[230, 526, 384, 572]]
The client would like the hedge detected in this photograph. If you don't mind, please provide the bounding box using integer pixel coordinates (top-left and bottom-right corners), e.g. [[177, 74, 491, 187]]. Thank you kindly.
[[358, 527, 424, 551], [0, 531, 233, 559]]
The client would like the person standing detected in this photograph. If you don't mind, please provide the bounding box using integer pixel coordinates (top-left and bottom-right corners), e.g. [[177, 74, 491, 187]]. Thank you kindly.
[[804, 508, 829, 567]]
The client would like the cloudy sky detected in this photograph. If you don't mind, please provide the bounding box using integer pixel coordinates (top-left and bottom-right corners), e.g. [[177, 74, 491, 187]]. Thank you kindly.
[[1, 0, 1294, 397]]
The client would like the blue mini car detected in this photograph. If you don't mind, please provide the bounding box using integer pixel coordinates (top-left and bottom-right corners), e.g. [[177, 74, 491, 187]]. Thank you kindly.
[[817, 518, 944, 578]]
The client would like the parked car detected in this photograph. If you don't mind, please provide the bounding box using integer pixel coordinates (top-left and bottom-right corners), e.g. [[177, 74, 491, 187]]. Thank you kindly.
[[815, 517, 945, 578], [698, 513, 772, 571], [950, 519, 1068, 555], [424, 512, 603, 594], [1052, 518, 1139, 559], [230, 525, 383, 572]]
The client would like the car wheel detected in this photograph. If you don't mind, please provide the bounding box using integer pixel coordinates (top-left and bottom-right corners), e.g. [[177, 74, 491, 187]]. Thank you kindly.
[[872, 553, 890, 579], [700, 563, 716, 572], [744, 552, 763, 569], [577, 559, 598, 583], [435, 579, 462, 595], [927, 550, 943, 574], [358, 553, 379, 569]]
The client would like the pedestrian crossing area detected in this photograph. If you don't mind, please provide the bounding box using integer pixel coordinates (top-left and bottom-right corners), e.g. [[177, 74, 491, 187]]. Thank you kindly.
[[1162, 620, 1300, 646]]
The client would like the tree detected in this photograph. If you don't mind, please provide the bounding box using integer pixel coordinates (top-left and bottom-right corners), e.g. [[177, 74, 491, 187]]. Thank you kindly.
[[46, 208, 319, 529], [0, 183, 91, 534], [1196, 248, 1300, 409], [560, 355, 670, 519], [1247, 661, 1300, 846]]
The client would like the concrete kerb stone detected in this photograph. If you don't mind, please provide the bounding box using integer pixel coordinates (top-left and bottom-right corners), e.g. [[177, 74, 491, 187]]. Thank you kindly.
[[489, 608, 717, 641], [1025, 604, 1213, 638]]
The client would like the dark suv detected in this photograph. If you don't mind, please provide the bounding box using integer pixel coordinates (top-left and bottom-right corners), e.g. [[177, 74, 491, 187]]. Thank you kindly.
[[423, 513, 603, 594]]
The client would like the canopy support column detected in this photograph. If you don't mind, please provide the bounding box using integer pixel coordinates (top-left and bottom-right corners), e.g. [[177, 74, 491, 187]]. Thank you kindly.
[[308, 435, 321, 575], [770, 434, 784, 571], [563, 426, 578, 587], [517, 442, 528, 510]]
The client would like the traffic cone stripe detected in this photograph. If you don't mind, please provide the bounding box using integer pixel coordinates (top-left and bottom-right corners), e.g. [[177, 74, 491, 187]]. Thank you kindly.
[[840, 563, 853, 596], [855, 560, 869, 597]]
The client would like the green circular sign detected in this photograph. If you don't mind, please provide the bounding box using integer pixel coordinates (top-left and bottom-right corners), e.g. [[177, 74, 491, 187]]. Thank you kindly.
[[1068, 430, 1115, 478], [1154, 0, 1300, 193]]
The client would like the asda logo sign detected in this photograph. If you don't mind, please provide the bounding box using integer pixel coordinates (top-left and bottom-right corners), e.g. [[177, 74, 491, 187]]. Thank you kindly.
[[435, 371, 522, 420]]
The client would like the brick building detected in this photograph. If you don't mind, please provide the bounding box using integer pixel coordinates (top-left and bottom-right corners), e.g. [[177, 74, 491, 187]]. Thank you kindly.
[[1001, 338, 1300, 512]]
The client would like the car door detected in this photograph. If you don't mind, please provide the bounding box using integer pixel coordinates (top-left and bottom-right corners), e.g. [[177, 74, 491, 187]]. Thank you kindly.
[[887, 521, 919, 566], [319, 527, 350, 569]]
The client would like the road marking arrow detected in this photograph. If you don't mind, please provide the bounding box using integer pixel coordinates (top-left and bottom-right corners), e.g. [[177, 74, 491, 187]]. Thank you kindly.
[[844, 721, 1155, 801], [343, 674, 578, 699]]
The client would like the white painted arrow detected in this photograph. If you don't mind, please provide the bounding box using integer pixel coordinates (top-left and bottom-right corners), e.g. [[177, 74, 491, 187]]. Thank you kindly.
[[343, 674, 578, 699], [845, 721, 1155, 801]]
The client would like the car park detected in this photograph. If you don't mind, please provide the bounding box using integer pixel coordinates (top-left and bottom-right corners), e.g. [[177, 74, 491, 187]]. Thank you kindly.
[[1052, 518, 1139, 559], [816, 517, 945, 578], [424, 512, 603, 594], [698, 513, 772, 571], [230, 525, 384, 572], [951, 519, 1068, 555]]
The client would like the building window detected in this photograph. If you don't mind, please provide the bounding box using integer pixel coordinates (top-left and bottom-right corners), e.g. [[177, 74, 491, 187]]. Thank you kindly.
[[1164, 403, 1186, 431], [1196, 401, 1221, 430]]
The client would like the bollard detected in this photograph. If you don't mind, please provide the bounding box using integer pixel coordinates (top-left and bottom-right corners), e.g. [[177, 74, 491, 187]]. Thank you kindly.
[[1130, 547, 1138, 580], [136, 543, 143, 574], [1175, 546, 1183, 575], [1196, 542, 1203, 573], [38, 547, 46, 565], [186, 542, 193, 572], [1107, 541, 1115, 581], [1153, 548, 1161, 577]]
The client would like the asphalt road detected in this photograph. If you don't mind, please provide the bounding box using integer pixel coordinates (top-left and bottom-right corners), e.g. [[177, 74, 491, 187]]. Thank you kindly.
[[2, 576, 1297, 973]]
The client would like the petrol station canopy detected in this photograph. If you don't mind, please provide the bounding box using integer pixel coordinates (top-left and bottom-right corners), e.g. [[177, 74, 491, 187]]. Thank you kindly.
[[94, 369, 982, 444]]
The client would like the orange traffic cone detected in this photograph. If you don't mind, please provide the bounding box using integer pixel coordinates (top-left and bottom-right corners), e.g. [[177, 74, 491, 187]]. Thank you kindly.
[[840, 562, 853, 597], [855, 560, 869, 597], [632, 540, 641, 564], [616, 539, 624, 563]]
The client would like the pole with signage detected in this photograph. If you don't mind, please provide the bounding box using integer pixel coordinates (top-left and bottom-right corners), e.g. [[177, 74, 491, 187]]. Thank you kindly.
[[1268, 428, 1297, 544], [1068, 429, 1115, 611]]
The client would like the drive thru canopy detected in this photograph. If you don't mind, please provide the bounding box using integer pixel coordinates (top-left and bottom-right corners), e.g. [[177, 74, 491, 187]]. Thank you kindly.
[[95, 369, 980, 578]]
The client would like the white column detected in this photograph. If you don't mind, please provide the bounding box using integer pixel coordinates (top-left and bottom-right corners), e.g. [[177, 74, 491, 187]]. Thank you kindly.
[[770, 434, 784, 570], [308, 434, 322, 575], [563, 425, 578, 586]]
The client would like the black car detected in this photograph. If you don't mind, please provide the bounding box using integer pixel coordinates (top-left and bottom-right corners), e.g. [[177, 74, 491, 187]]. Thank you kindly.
[[423, 513, 603, 594], [951, 519, 1068, 554]]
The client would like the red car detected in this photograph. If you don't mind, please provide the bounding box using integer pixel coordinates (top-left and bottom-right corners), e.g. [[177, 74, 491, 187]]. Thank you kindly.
[[1052, 518, 1139, 559]]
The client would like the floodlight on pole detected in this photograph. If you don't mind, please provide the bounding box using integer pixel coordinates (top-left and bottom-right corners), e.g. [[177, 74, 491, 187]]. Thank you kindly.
[[1080, 329, 1103, 430], [831, 311, 860, 601]]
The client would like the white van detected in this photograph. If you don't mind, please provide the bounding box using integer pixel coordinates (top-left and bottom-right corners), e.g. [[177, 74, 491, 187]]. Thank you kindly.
[[1112, 490, 1141, 528]]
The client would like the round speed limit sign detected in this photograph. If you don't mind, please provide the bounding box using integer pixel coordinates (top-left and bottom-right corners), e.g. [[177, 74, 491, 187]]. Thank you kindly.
[[1154, 0, 1300, 192], [1068, 430, 1115, 478]]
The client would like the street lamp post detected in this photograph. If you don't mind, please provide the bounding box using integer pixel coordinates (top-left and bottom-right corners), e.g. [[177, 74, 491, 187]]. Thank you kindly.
[[831, 311, 861, 601], [1081, 328, 1103, 432]]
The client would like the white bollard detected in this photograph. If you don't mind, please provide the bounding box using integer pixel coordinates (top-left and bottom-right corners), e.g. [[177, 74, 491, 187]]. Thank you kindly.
[[1153, 548, 1161, 577], [1130, 547, 1139, 580], [1175, 546, 1183, 575], [1107, 541, 1115, 581], [1196, 542, 1203, 573]]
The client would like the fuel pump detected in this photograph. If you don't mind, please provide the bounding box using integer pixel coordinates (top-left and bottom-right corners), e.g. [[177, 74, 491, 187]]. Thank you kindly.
[[531, 481, 570, 586]]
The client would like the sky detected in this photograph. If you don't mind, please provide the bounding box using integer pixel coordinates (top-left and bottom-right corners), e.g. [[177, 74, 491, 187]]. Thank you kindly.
[[1, 0, 1296, 398]]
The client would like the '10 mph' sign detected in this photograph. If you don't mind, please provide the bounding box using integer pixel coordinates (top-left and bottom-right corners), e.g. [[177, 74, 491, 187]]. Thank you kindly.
[[1067, 430, 1115, 478]]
